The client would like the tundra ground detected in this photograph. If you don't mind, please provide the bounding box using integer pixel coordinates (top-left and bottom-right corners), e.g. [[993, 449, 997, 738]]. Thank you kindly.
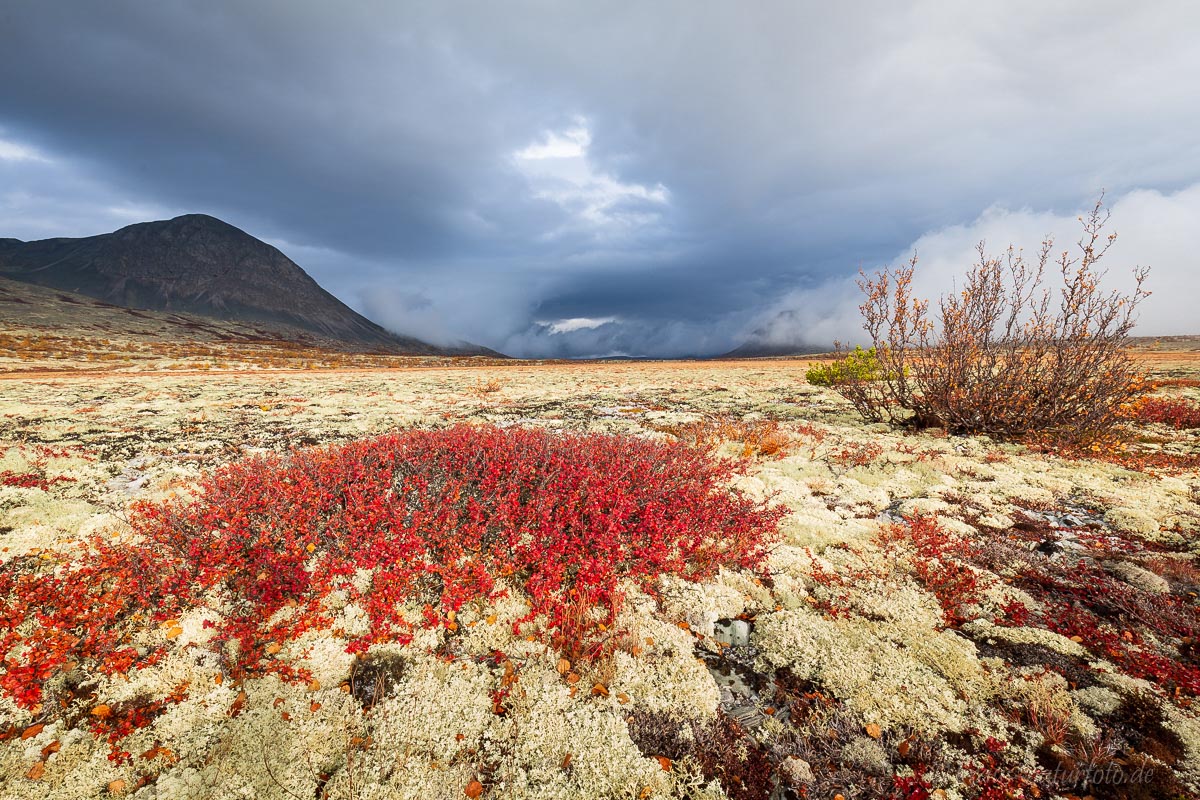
[[2, 354, 1199, 799]]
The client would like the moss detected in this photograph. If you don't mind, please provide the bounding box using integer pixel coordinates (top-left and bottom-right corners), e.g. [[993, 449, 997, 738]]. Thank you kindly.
[[657, 575, 747, 638], [1162, 704, 1200, 789], [1071, 686, 1123, 716], [961, 619, 1090, 659], [611, 650, 719, 719], [847, 581, 946, 631]]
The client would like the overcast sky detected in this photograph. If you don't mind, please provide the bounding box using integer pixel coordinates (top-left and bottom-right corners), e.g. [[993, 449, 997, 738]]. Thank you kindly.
[[2, 2, 1198, 357]]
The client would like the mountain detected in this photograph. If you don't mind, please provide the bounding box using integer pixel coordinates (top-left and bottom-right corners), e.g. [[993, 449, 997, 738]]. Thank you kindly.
[[718, 308, 835, 358], [722, 341, 833, 358], [0, 214, 496, 356]]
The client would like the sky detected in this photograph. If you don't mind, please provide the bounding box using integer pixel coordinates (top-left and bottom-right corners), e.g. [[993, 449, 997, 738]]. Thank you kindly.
[[2, 1, 1198, 357]]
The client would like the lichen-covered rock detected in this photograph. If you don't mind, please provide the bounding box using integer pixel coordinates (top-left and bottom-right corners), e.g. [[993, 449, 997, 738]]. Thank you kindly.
[[1105, 560, 1171, 594], [780, 755, 814, 786]]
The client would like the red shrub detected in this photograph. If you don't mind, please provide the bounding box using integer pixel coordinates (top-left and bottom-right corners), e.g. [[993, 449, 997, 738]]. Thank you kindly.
[[805, 548, 890, 618], [1014, 559, 1200, 697], [876, 515, 1001, 627], [827, 441, 884, 471], [1047, 443, 1200, 475], [888, 766, 933, 800], [1124, 396, 1200, 429], [0, 425, 782, 712], [963, 738, 1042, 800], [0, 470, 76, 490]]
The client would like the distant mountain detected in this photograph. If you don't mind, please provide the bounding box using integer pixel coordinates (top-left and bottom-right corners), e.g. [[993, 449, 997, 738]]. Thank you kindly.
[[721, 341, 832, 358], [0, 214, 497, 356], [721, 308, 834, 358]]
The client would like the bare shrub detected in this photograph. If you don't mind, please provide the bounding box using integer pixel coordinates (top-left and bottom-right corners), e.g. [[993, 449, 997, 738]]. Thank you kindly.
[[466, 376, 506, 397], [828, 198, 1150, 443], [653, 414, 790, 458]]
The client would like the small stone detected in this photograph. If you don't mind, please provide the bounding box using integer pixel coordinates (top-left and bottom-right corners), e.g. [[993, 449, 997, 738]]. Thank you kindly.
[[713, 618, 752, 648], [780, 756, 814, 786], [1105, 560, 1170, 594]]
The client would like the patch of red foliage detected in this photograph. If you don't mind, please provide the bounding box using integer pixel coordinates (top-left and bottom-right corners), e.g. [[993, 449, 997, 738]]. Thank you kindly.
[[0, 425, 782, 717], [804, 545, 890, 619], [1023, 395, 1200, 473], [1014, 559, 1200, 698], [1123, 396, 1200, 429], [882, 514, 1200, 700], [90, 681, 192, 763], [888, 766, 933, 800], [828, 441, 884, 470], [875, 515, 1012, 627], [0, 470, 76, 490], [1151, 378, 1200, 390], [962, 737, 1042, 799], [1032, 440, 1200, 475]]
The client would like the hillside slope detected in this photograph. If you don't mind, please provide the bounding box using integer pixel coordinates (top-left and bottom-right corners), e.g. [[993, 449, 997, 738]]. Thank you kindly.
[[0, 215, 495, 355]]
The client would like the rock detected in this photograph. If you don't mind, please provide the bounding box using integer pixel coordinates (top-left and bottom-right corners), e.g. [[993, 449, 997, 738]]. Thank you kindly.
[[714, 618, 752, 648], [725, 704, 765, 730], [780, 756, 814, 786], [1105, 560, 1170, 594]]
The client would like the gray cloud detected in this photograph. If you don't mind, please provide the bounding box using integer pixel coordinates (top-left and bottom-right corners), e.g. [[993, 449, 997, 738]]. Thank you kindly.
[[751, 184, 1200, 348], [2, 2, 1198, 356]]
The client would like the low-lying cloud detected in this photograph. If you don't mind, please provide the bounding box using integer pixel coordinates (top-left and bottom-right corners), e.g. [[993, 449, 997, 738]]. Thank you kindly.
[[749, 184, 1200, 350]]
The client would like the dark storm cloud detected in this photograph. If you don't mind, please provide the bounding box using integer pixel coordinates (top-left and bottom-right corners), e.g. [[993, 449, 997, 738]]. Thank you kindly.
[[3, 2, 1199, 356]]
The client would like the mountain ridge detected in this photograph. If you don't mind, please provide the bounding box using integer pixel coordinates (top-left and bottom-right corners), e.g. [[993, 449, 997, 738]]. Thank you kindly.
[[0, 214, 497, 356]]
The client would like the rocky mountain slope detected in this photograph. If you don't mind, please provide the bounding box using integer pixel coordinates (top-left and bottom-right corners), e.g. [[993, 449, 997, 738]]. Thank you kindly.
[[0, 215, 494, 356]]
